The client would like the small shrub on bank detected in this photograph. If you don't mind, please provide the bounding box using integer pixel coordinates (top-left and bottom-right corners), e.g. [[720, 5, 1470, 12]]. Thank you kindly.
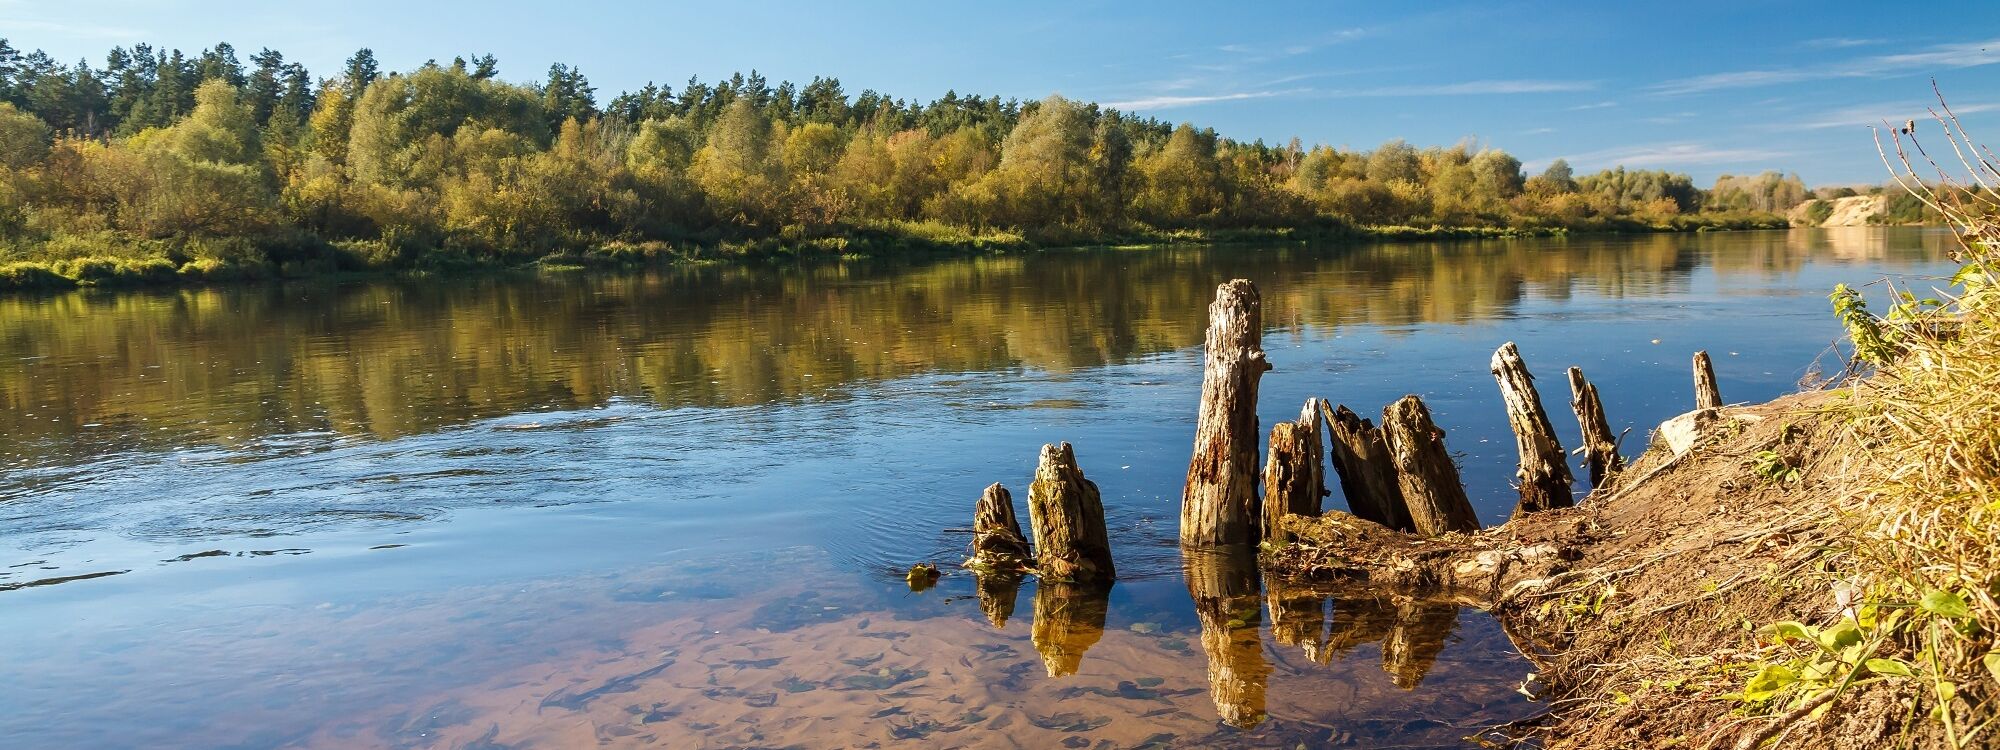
[[56, 256, 178, 286], [0, 261, 76, 291]]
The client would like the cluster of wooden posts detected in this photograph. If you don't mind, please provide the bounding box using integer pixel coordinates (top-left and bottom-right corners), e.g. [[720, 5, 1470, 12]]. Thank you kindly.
[[964, 277, 1728, 588]]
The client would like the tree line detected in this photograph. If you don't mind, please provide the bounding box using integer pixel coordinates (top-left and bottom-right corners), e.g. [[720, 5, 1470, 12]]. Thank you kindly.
[[0, 39, 1794, 288]]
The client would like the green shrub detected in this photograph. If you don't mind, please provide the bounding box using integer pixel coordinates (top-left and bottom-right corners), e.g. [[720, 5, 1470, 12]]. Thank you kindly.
[[56, 256, 178, 286], [177, 257, 270, 282], [0, 261, 76, 291]]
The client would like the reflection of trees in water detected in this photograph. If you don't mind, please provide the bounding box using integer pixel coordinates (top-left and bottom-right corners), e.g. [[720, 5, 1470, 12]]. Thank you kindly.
[[1029, 580, 1110, 678], [0, 232, 1944, 457]]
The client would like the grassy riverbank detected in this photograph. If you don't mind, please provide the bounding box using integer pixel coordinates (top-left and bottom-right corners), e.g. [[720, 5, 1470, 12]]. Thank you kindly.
[[0, 212, 1788, 293]]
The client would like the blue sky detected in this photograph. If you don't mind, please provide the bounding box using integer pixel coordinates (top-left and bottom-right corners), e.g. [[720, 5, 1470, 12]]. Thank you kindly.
[[6, 0, 1997, 185]]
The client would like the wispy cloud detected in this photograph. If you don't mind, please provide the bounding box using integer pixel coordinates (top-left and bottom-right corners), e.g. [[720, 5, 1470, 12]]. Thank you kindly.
[[0, 17, 146, 39], [1652, 37, 2000, 95], [1521, 127, 1557, 135], [1795, 100, 2000, 130], [1213, 27, 1371, 60], [1330, 79, 1597, 97], [1105, 90, 1295, 110], [1547, 142, 1794, 169], [1801, 37, 1884, 49], [1569, 100, 1618, 110]]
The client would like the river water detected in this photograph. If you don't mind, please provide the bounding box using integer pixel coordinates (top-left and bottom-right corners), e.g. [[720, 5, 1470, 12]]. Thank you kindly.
[[0, 228, 1958, 749]]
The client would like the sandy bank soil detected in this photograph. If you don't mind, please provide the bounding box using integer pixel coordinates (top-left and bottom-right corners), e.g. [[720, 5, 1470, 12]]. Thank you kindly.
[[1792, 195, 1888, 227]]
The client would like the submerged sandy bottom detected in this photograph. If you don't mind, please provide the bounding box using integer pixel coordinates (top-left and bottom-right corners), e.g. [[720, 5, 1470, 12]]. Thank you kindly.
[[266, 558, 1530, 749]]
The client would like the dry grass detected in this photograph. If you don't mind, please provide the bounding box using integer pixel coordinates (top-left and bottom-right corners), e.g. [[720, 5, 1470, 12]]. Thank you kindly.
[[1804, 86, 2000, 747]]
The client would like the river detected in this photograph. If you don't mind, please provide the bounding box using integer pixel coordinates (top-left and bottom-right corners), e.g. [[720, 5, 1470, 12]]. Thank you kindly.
[[0, 228, 1958, 748]]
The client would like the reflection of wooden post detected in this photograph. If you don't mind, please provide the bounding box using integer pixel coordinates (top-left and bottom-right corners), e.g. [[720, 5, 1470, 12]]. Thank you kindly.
[[1381, 396, 1480, 536], [1030, 581, 1110, 677], [975, 573, 1022, 628], [1566, 367, 1624, 488], [1693, 350, 1723, 411], [1490, 342, 1575, 515], [1382, 599, 1459, 690], [971, 483, 1031, 567], [1259, 401, 1325, 543], [1182, 280, 1270, 548], [1322, 402, 1413, 531], [1183, 548, 1269, 729], [1027, 443, 1114, 583], [1323, 594, 1396, 662], [1264, 578, 1327, 661]]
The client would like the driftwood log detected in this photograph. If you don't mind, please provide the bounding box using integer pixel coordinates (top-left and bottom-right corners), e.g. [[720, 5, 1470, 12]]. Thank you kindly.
[[1259, 401, 1327, 543], [1566, 366, 1625, 488], [1184, 548, 1270, 728], [1027, 442, 1115, 583], [1322, 402, 1414, 531], [1381, 395, 1480, 536], [1490, 342, 1575, 515], [1182, 279, 1271, 548], [1693, 350, 1723, 410]]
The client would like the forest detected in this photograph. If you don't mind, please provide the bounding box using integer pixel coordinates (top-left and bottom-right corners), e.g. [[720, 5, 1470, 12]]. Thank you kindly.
[[0, 40, 1800, 290]]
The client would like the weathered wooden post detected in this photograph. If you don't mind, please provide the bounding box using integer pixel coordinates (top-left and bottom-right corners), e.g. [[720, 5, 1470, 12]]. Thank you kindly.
[[1031, 581, 1110, 677], [1027, 442, 1115, 583], [1182, 279, 1270, 548], [1184, 547, 1270, 729], [1321, 402, 1414, 531], [1490, 342, 1575, 515], [1566, 367, 1625, 488], [1259, 400, 1326, 543], [1381, 395, 1480, 536], [1693, 350, 1723, 410], [970, 483, 1031, 568]]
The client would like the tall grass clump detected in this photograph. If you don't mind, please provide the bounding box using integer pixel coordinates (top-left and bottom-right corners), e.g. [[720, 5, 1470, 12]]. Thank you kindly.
[[1803, 87, 2000, 746]]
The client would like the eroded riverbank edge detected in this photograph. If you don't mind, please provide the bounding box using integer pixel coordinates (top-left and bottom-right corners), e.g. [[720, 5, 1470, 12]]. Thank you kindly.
[[1262, 389, 1914, 749]]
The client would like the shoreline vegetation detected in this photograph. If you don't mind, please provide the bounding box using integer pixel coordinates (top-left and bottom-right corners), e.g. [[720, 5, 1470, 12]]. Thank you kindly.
[[0, 215, 1793, 293], [0, 38, 1815, 293]]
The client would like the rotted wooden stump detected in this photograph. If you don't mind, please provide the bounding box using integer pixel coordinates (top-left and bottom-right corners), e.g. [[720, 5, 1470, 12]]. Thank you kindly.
[[1693, 350, 1724, 411], [1027, 442, 1115, 583], [970, 483, 1031, 568], [1381, 395, 1480, 536], [1566, 366, 1625, 488], [1259, 400, 1327, 544], [968, 482, 1031, 627], [1182, 279, 1271, 548], [1321, 401, 1414, 532], [1490, 342, 1575, 515]]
